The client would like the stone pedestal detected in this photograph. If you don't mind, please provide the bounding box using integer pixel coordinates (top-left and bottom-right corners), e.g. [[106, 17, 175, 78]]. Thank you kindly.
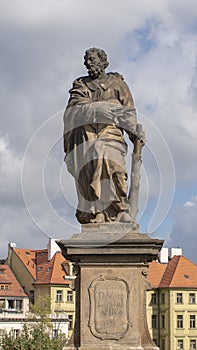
[[58, 223, 163, 350]]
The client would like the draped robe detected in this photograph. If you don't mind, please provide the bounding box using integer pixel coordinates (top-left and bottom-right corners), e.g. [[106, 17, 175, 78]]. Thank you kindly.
[[63, 73, 137, 223]]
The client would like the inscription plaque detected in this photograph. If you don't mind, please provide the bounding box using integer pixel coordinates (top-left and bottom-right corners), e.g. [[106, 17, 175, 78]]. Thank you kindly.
[[88, 276, 130, 340]]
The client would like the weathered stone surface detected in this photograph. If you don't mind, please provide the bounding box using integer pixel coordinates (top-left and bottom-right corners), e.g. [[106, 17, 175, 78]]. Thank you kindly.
[[63, 47, 145, 225], [60, 47, 160, 350], [88, 275, 129, 340], [59, 226, 163, 350]]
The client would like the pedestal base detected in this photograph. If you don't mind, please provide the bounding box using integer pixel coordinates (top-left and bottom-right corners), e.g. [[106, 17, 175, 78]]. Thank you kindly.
[[59, 224, 163, 350], [65, 347, 158, 350]]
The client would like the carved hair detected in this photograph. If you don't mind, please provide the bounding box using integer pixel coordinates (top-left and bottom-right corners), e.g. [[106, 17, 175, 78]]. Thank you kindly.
[[84, 47, 109, 69]]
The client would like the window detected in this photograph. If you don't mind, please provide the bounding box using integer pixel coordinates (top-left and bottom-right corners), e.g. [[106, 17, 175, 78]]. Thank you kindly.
[[190, 315, 196, 328], [190, 339, 196, 349], [29, 290, 34, 305], [161, 339, 165, 350], [177, 339, 183, 349], [161, 293, 165, 304], [68, 314, 73, 329], [14, 329, 20, 337], [177, 293, 183, 304], [177, 315, 183, 328], [53, 329, 58, 338], [56, 290, 63, 302], [189, 293, 195, 304], [0, 284, 9, 290], [152, 315, 157, 328], [0, 299, 5, 309], [161, 314, 165, 328], [67, 290, 73, 302], [8, 300, 14, 309], [16, 300, 22, 311], [151, 293, 157, 304]]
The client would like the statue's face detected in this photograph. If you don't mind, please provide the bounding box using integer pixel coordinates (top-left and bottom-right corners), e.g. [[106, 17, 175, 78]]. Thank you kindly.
[[84, 52, 104, 78]]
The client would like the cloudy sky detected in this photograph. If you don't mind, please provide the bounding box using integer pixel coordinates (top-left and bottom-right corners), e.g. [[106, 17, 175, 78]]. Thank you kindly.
[[1, 0, 197, 263]]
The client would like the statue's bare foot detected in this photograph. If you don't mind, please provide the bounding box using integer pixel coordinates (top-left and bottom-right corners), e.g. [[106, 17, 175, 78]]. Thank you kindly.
[[117, 211, 131, 223], [116, 211, 137, 226], [90, 212, 105, 223]]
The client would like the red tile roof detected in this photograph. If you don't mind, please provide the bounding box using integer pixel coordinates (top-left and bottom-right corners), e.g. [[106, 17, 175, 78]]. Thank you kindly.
[[0, 265, 27, 297], [159, 256, 179, 287], [13, 248, 36, 279], [148, 255, 197, 289], [147, 260, 167, 288], [164, 255, 197, 288], [50, 252, 70, 284], [34, 250, 70, 285], [13, 247, 70, 285]]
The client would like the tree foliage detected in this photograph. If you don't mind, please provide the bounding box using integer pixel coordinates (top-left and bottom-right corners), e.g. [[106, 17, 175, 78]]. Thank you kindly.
[[0, 325, 66, 350], [28, 295, 51, 324], [0, 296, 67, 350]]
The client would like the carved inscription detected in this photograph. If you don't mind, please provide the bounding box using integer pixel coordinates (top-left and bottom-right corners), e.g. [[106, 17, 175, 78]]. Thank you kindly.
[[88, 276, 130, 340]]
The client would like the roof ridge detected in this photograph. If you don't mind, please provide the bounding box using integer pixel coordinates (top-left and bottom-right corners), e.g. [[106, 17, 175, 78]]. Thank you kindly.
[[14, 248, 36, 253], [168, 255, 181, 287], [13, 248, 36, 280], [159, 255, 180, 287], [49, 253, 56, 284], [35, 250, 38, 282], [158, 263, 168, 284]]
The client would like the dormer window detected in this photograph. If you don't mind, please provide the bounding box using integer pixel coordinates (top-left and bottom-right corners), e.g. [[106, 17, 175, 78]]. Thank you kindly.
[[0, 284, 9, 290]]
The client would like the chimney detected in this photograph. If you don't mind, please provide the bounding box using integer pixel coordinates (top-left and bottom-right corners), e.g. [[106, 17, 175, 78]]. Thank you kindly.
[[47, 238, 61, 261], [158, 247, 169, 263], [7, 242, 16, 267], [68, 262, 73, 276], [170, 247, 183, 259]]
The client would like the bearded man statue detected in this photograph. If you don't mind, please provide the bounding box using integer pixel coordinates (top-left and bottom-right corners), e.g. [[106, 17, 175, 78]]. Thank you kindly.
[[63, 48, 141, 224]]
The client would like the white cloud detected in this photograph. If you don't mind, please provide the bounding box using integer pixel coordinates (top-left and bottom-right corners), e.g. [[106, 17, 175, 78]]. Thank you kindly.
[[0, 0, 197, 259], [0, 1, 167, 27], [184, 200, 196, 208], [166, 196, 197, 263]]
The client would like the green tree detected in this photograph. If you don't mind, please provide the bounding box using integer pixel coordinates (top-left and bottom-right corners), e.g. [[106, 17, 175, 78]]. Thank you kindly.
[[0, 296, 67, 350], [28, 295, 51, 324]]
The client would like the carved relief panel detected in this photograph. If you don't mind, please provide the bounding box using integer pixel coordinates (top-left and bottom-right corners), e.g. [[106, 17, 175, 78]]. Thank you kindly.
[[88, 275, 131, 340]]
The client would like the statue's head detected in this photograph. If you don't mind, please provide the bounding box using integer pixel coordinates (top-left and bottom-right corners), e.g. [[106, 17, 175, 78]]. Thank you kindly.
[[84, 47, 109, 78]]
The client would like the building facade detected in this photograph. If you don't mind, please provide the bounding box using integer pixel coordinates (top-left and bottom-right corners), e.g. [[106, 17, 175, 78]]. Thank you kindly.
[[5, 241, 197, 347], [147, 248, 197, 350], [6, 239, 74, 338], [0, 264, 29, 334]]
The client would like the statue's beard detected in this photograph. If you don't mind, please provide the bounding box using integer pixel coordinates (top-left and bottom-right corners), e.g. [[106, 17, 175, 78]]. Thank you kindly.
[[87, 64, 103, 78]]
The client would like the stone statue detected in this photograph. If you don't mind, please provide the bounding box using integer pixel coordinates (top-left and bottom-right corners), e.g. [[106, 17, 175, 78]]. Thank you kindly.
[[63, 48, 145, 225]]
